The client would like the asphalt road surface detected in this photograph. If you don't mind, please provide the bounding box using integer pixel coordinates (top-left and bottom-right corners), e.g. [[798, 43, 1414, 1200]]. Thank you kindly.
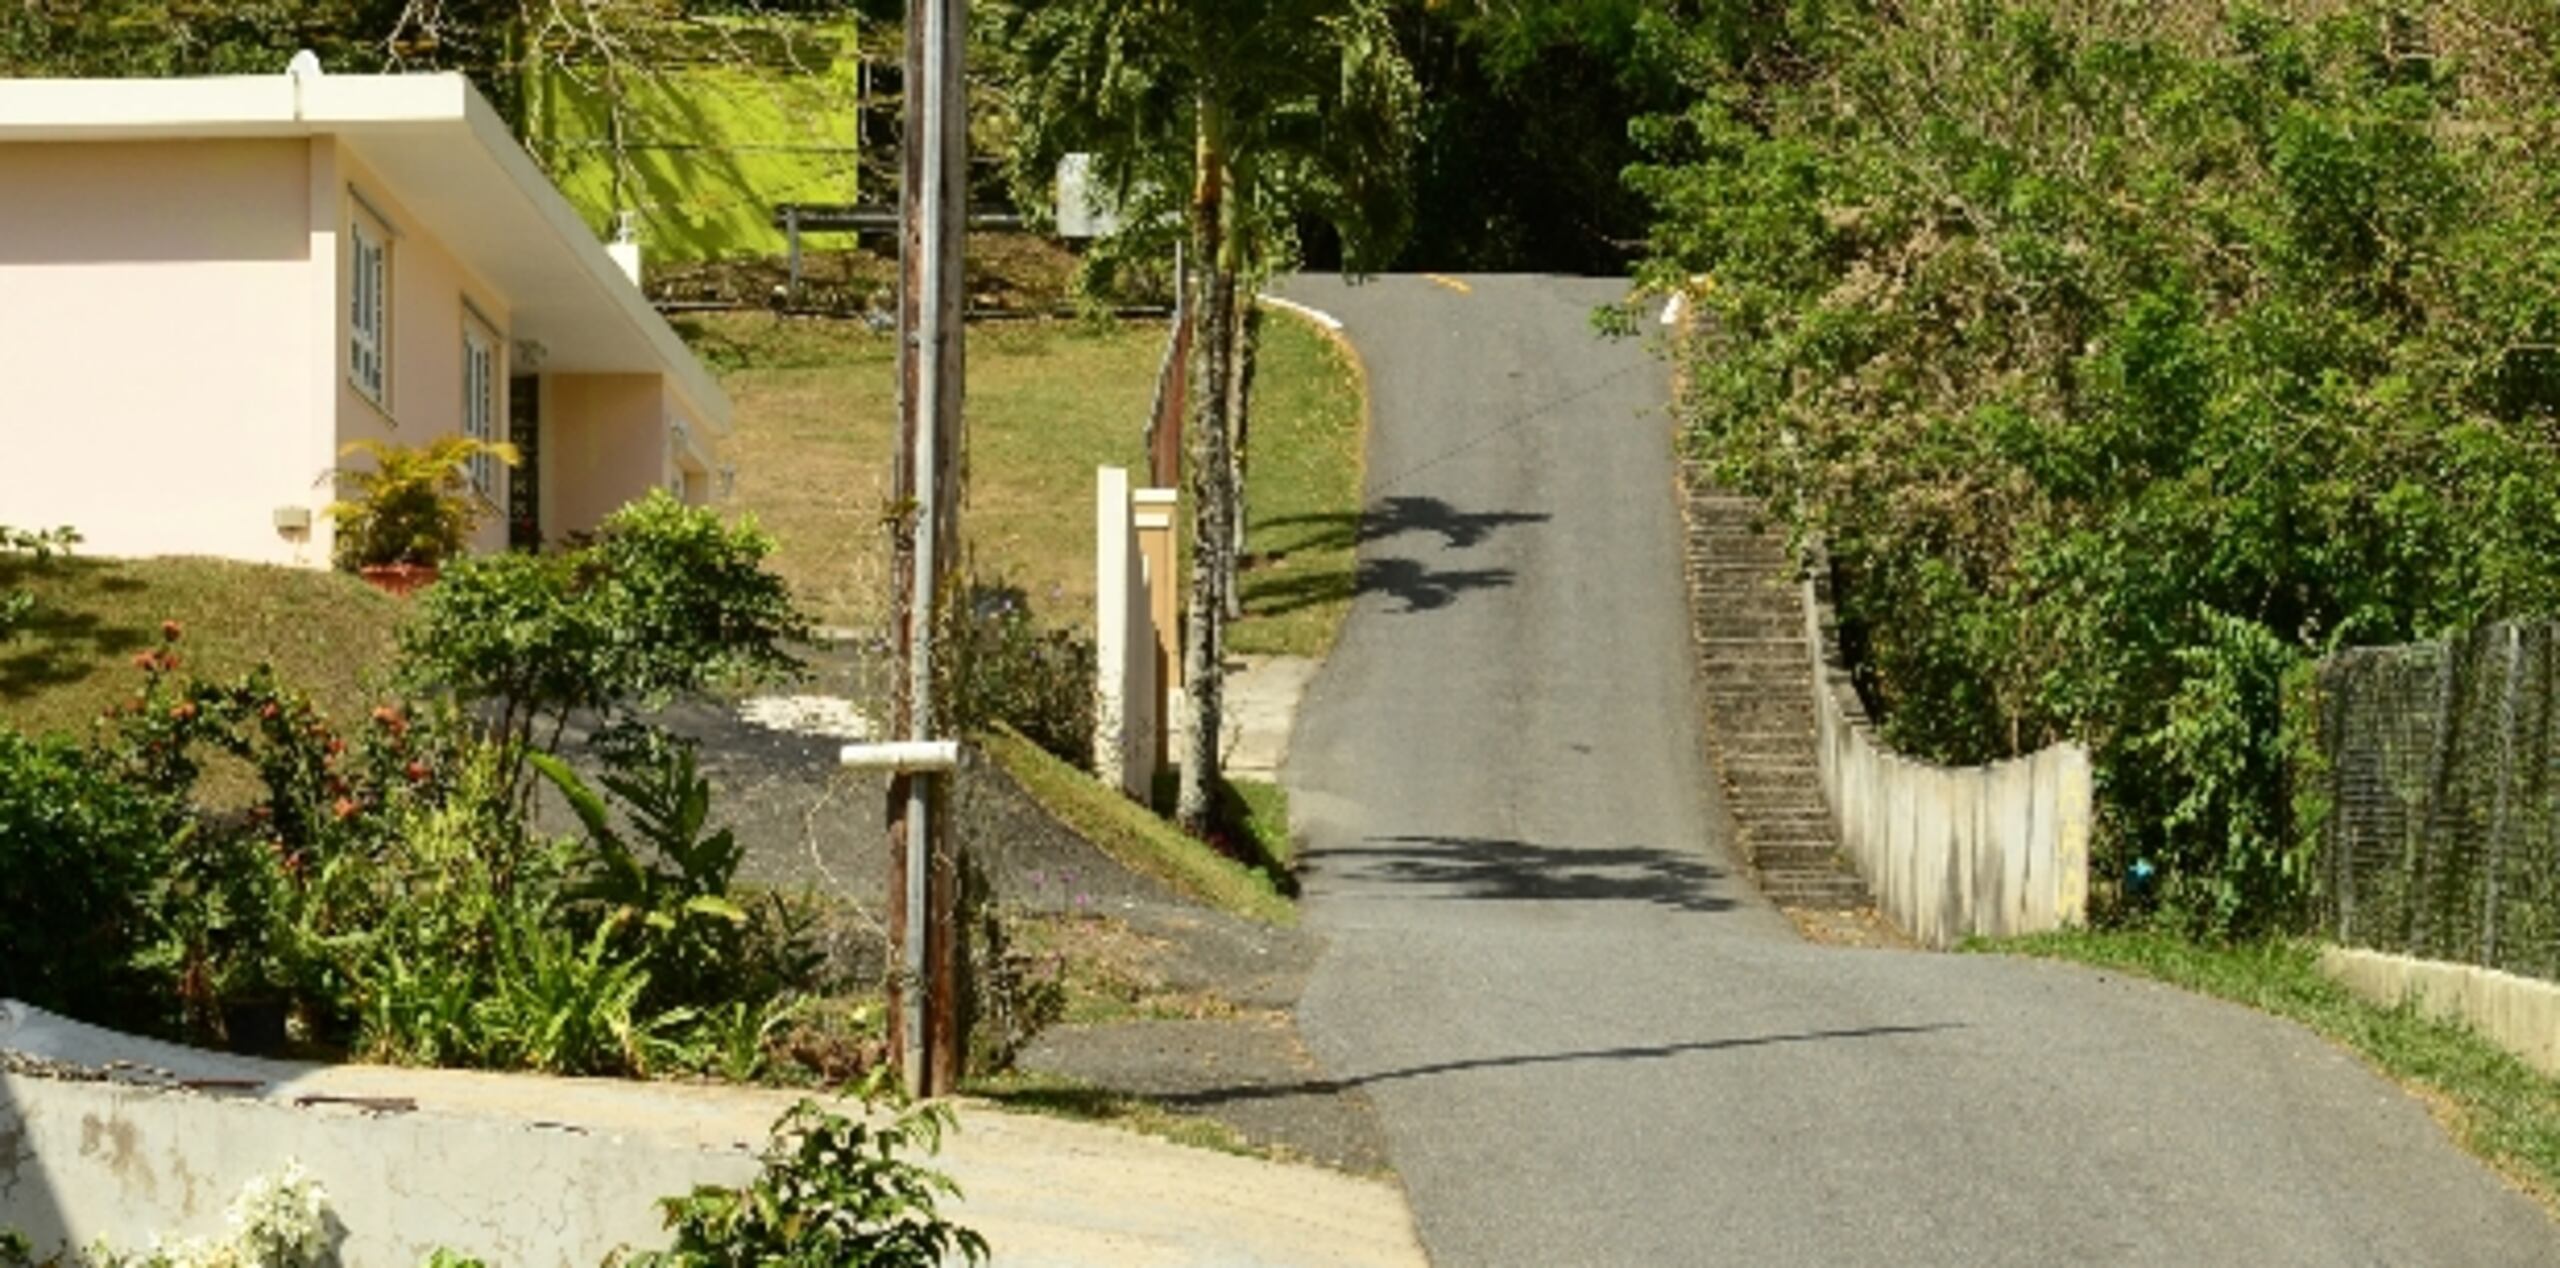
[[1277, 273, 2559, 1267]]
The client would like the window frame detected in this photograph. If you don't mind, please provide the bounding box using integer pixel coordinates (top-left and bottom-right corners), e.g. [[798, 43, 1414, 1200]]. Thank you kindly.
[[348, 193, 394, 410], [461, 310, 502, 503]]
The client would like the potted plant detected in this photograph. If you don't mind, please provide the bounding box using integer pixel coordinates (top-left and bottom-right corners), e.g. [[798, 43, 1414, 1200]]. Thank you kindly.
[[329, 437, 518, 595]]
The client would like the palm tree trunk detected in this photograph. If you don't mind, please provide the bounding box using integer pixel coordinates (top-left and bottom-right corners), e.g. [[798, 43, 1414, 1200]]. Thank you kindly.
[[1177, 105, 1236, 838]]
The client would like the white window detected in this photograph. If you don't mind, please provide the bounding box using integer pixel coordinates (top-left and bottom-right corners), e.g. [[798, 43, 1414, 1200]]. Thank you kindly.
[[349, 208, 390, 406], [462, 323, 500, 500]]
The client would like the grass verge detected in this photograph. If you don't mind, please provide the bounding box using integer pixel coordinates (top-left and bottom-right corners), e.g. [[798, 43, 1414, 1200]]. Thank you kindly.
[[980, 723, 1294, 926], [964, 1069, 1279, 1162], [2, 555, 404, 743], [1230, 307, 1368, 658], [1982, 929, 2560, 1208]]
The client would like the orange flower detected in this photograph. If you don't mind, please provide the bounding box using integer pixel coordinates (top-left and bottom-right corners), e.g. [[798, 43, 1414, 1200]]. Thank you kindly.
[[404, 761, 431, 783], [160, 620, 183, 643], [332, 797, 359, 821], [169, 702, 197, 722]]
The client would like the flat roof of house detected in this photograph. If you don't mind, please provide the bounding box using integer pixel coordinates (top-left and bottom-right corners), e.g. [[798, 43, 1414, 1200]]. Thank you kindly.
[[0, 70, 732, 431]]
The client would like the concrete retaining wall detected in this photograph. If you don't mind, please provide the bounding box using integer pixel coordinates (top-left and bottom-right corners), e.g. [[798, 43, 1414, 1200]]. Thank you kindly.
[[0, 1001, 1427, 1268], [2318, 945, 2560, 1077], [1802, 564, 2092, 947], [0, 1067, 755, 1266]]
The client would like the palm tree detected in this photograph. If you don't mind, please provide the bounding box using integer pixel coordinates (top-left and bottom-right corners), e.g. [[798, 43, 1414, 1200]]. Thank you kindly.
[[991, 0, 1418, 834]]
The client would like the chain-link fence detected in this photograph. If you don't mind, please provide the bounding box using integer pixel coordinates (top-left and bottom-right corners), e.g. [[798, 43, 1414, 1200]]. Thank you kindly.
[[2316, 622, 2560, 979]]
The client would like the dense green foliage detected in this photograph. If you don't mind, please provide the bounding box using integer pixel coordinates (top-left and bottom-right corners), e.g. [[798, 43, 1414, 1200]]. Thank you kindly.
[[398, 490, 809, 764], [945, 582, 1096, 768], [1378, 0, 1677, 272], [629, 1078, 989, 1268], [0, 730, 171, 1026], [1629, 2, 2560, 931], [0, 500, 851, 1077]]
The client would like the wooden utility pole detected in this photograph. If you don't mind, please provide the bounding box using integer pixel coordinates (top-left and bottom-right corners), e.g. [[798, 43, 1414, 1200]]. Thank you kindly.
[[885, 0, 969, 1098]]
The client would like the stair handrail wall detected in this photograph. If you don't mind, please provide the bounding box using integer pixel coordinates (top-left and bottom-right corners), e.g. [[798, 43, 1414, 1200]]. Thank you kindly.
[[1801, 542, 2093, 946]]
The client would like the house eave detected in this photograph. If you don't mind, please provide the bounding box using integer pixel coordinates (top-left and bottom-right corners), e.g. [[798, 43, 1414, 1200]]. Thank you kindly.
[[0, 72, 732, 433]]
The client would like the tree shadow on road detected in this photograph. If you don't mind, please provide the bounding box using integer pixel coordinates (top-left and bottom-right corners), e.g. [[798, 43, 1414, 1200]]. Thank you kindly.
[[1258, 494, 1549, 557], [1305, 833, 1739, 912], [1147, 1023, 1964, 1108], [1248, 495, 1549, 618]]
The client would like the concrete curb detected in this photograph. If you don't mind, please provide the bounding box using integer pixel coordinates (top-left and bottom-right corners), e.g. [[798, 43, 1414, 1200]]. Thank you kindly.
[[2318, 945, 2560, 1077]]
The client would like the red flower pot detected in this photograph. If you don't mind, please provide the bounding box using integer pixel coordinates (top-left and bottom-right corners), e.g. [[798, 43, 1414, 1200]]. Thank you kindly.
[[358, 562, 440, 598]]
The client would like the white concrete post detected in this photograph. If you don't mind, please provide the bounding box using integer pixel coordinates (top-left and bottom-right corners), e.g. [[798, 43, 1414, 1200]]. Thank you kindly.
[[1095, 466, 1135, 794]]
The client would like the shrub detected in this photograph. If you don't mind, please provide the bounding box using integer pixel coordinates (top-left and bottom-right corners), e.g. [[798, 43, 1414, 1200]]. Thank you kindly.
[[945, 581, 1096, 768], [0, 728, 170, 1027], [72, 1162, 332, 1268], [399, 491, 808, 770], [329, 437, 517, 570], [535, 733, 822, 1016], [626, 1075, 989, 1268]]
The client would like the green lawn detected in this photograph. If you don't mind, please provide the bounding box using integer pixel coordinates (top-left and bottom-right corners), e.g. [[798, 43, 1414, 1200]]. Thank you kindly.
[[1230, 311, 1367, 658], [686, 312, 1162, 632], [981, 723, 1294, 925], [2, 555, 404, 745], [1982, 930, 2560, 1211], [690, 304, 1367, 654]]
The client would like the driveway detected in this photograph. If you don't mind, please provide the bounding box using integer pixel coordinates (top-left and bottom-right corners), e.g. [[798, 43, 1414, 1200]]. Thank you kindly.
[[1273, 273, 2558, 1266]]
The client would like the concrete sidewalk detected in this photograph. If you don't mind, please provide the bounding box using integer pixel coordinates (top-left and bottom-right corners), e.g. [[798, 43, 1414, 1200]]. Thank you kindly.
[[1173, 653, 1320, 781], [0, 1002, 1425, 1268]]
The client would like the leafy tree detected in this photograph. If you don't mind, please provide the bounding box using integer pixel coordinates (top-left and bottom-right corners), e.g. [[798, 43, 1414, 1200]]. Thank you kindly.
[[990, 0, 1419, 833], [1626, 1, 2560, 931], [1372, 0, 1682, 272]]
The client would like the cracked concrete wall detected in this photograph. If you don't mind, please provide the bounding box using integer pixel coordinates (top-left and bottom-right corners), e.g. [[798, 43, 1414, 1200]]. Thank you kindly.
[[0, 1073, 756, 1266]]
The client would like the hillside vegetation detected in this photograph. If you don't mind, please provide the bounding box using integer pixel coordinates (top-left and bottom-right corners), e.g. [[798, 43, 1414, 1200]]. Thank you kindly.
[[1630, 1, 2560, 931]]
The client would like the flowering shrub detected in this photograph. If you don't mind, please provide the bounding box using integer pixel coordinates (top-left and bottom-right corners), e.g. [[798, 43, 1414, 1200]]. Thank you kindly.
[[83, 1162, 332, 1268]]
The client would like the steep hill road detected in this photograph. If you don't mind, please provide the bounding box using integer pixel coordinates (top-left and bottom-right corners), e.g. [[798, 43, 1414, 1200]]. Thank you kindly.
[[1273, 272, 2558, 1266]]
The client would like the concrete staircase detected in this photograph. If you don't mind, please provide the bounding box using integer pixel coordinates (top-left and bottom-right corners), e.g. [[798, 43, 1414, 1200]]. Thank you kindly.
[[1679, 469, 1872, 910]]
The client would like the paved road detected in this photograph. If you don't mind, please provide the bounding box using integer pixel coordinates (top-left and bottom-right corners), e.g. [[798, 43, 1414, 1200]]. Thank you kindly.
[[1276, 273, 2560, 1266]]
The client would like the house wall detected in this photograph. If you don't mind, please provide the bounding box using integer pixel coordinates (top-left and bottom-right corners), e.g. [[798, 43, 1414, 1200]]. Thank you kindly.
[[0, 139, 321, 565], [545, 372, 668, 540], [330, 146, 515, 559]]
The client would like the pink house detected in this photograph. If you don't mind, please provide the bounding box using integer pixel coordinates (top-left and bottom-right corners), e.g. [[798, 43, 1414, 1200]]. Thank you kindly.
[[0, 65, 730, 567]]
